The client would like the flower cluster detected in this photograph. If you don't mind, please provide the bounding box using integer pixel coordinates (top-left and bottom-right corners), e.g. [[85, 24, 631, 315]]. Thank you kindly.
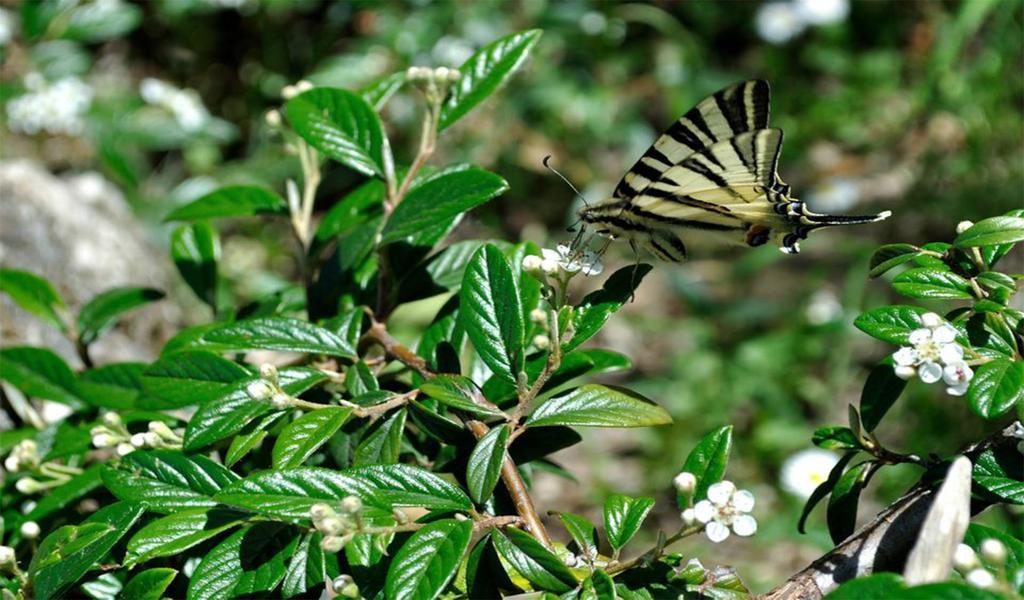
[[523, 244, 604, 280], [310, 496, 365, 553], [682, 480, 757, 543], [91, 412, 184, 455], [5, 438, 83, 495], [954, 539, 1007, 590], [6, 74, 93, 136], [281, 79, 314, 100], [780, 449, 840, 500], [755, 0, 849, 45], [3, 440, 40, 473], [140, 78, 211, 132], [406, 66, 461, 86], [892, 312, 973, 396], [246, 364, 294, 410]]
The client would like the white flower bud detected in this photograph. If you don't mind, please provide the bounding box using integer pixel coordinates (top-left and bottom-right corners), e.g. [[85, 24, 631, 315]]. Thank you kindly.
[[522, 255, 543, 273], [541, 259, 561, 276], [92, 433, 114, 449], [954, 543, 979, 571], [259, 363, 278, 381], [681, 508, 697, 526], [318, 517, 345, 536], [334, 574, 359, 598], [281, 84, 298, 99], [116, 443, 135, 456], [0, 546, 14, 566], [19, 521, 40, 539], [434, 67, 450, 82], [310, 503, 334, 522], [447, 69, 462, 83], [246, 381, 273, 401], [15, 478, 40, 494], [965, 568, 995, 589], [143, 432, 162, 448], [130, 433, 147, 448], [265, 110, 281, 128], [673, 472, 697, 495], [296, 80, 314, 93], [148, 421, 176, 440], [529, 308, 547, 324], [4, 455, 19, 472], [270, 393, 291, 410], [532, 334, 550, 350], [956, 220, 974, 234], [340, 495, 362, 514], [102, 412, 122, 428], [320, 535, 346, 553], [980, 538, 1007, 565], [90, 426, 107, 437], [920, 312, 943, 328]]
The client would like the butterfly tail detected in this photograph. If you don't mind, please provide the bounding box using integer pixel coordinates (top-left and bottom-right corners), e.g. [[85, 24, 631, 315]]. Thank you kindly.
[[803, 210, 892, 226]]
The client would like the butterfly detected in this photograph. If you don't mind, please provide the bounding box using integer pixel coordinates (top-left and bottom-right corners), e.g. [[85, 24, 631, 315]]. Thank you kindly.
[[575, 79, 891, 261]]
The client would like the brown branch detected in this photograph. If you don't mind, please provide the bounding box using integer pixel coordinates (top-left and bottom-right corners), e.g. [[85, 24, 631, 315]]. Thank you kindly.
[[762, 424, 1019, 599]]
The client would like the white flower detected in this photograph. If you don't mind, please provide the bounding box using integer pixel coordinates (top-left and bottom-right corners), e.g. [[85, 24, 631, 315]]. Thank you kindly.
[[673, 471, 697, 495], [341, 495, 363, 514], [681, 508, 697, 526], [5, 440, 40, 473], [953, 543, 979, 571], [540, 244, 604, 278], [0, 546, 14, 566], [6, 76, 92, 136], [139, 78, 210, 132], [891, 313, 971, 395], [956, 220, 975, 234], [692, 480, 757, 542], [522, 255, 544, 273], [781, 449, 839, 500], [793, 0, 849, 25], [116, 443, 135, 456], [755, 3, 806, 44], [805, 289, 843, 325], [19, 521, 40, 540], [965, 568, 995, 589]]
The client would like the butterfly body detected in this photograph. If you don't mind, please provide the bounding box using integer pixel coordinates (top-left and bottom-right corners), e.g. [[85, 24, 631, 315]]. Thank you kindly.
[[578, 80, 891, 261]]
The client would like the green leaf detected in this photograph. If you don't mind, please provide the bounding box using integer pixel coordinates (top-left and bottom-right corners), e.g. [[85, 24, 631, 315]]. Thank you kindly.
[[384, 519, 473, 600], [183, 317, 356, 358], [171, 222, 219, 307], [29, 502, 144, 600], [859, 360, 907, 432], [213, 468, 382, 523], [954, 216, 1024, 247], [981, 209, 1024, 266], [353, 408, 407, 465], [812, 427, 861, 450], [101, 450, 240, 513], [892, 268, 973, 299], [827, 461, 870, 544], [183, 368, 326, 451], [0, 346, 82, 406], [567, 265, 652, 352], [419, 375, 504, 418], [141, 350, 250, 409], [798, 452, 857, 534], [285, 87, 392, 178], [361, 72, 405, 111], [492, 527, 577, 593], [311, 179, 384, 256], [467, 424, 508, 504], [121, 568, 177, 600], [968, 358, 1024, 419], [125, 507, 244, 567], [963, 523, 1024, 573], [282, 531, 337, 599], [21, 464, 103, 526], [603, 494, 655, 551], [77, 286, 164, 345], [854, 305, 931, 345], [343, 463, 473, 512], [225, 411, 282, 467], [868, 244, 922, 278], [187, 523, 298, 600], [272, 407, 352, 469], [0, 268, 67, 330], [973, 447, 1024, 504], [345, 360, 378, 397], [77, 362, 146, 409], [823, 574, 903, 599], [425, 240, 503, 289], [381, 168, 508, 244], [164, 186, 286, 221], [460, 244, 525, 384], [557, 513, 598, 560], [438, 30, 542, 130], [527, 384, 671, 429], [680, 426, 732, 502]]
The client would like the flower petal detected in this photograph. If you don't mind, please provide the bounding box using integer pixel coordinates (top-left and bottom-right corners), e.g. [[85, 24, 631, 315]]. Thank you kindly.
[[908, 328, 931, 345], [705, 521, 730, 543], [918, 361, 942, 383], [732, 490, 755, 512], [921, 312, 943, 328], [892, 347, 918, 366], [947, 383, 969, 397], [707, 481, 735, 506], [894, 365, 917, 380], [932, 324, 958, 344], [693, 500, 715, 523], [732, 514, 758, 537], [541, 248, 561, 262], [939, 343, 964, 365]]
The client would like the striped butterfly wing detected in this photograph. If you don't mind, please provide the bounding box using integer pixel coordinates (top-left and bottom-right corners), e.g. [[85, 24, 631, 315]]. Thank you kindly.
[[612, 80, 770, 201]]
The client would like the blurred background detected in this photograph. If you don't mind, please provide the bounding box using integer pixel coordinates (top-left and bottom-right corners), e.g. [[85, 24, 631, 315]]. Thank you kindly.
[[1, 0, 1022, 590]]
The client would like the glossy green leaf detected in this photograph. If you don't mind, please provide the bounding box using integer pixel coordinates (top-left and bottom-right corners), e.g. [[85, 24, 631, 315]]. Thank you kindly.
[[603, 494, 655, 551], [183, 368, 326, 451], [973, 446, 1024, 504], [892, 268, 973, 299], [424, 240, 499, 289], [381, 168, 508, 244], [981, 209, 1024, 266], [438, 30, 542, 130], [798, 452, 858, 534], [0, 346, 82, 406], [812, 427, 861, 450], [182, 317, 356, 358], [285, 87, 392, 178], [558, 512, 598, 561], [419, 374, 504, 418], [282, 532, 337, 599], [826, 574, 1004, 599], [854, 305, 932, 345], [460, 244, 525, 384], [361, 72, 405, 111], [963, 523, 1024, 573], [20, 464, 103, 527], [384, 519, 473, 600], [353, 408, 407, 465], [827, 461, 870, 544], [187, 523, 298, 600], [170, 222, 219, 307], [680, 426, 732, 502], [272, 406, 352, 469], [77, 362, 146, 409], [492, 527, 577, 592], [213, 467, 382, 523], [823, 574, 903, 599], [121, 568, 177, 600], [29, 502, 144, 600], [101, 449, 240, 513], [141, 350, 250, 409], [164, 186, 286, 221], [859, 360, 908, 432], [311, 179, 384, 256], [343, 463, 473, 512], [77, 286, 164, 345], [566, 264, 652, 352], [0, 268, 67, 330], [953, 216, 1024, 247], [467, 424, 508, 504], [125, 507, 244, 567], [225, 411, 282, 467], [868, 244, 922, 278], [968, 358, 1024, 419], [527, 384, 671, 429]]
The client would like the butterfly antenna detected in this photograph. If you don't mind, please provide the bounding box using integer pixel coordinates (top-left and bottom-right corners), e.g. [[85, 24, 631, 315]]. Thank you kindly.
[[543, 155, 590, 209]]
